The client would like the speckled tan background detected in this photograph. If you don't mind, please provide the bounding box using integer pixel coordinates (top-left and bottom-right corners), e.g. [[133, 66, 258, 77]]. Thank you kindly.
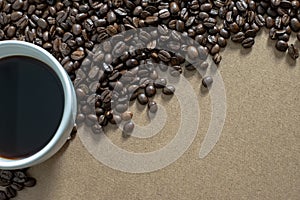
[[16, 31, 300, 200]]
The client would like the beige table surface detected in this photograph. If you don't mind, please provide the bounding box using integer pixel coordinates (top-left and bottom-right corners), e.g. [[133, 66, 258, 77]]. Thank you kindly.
[[15, 30, 300, 200]]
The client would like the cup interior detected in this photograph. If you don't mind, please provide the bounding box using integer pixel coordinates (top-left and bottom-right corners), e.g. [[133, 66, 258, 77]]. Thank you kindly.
[[0, 41, 77, 169]]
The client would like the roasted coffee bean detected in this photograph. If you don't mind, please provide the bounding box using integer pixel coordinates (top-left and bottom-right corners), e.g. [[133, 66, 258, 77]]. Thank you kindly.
[[290, 18, 300, 32], [115, 104, 127, 113], [217, 37, 227, 47], [7, 26, 16, 38], [288, 44, 299, 60], [11, 182, 23, 191], [154, 78, 167, 88], [275, 40, 288, 52], [210, 44, 220, 55], [145, 85, 156, 97], [123, 121, 134, 134], [242, 37, 255, 48], [158, 50, 171, 62], [159, 9, 170, 19], [71, 50, 85, 60], [0, 191, 7, 200], [213, 53, 222, 64], [231, 32, 245, 43], [37, 18, 48, 29], [170, 2, 179, 14], [162, 85, 175, 95], [5, 186, 16, 198], [121, 111, 133, 121], [202, 76, 213, 88], [148, 101, 158, 113], [137, 93, 148, 105], [187, 46, 198, 59]]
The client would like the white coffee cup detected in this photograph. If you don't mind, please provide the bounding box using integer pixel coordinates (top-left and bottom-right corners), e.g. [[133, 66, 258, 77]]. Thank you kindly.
[[0, 41, 77, 169]]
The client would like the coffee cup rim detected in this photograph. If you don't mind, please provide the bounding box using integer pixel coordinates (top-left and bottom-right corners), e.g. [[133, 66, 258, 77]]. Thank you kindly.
[[0, 41, 77, 169]]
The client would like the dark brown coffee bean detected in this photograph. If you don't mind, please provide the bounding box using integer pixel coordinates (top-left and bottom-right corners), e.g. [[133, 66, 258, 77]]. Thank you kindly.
[[288, 44, 299, 60], [210, 44, 220, 55], [145, 85, 156, 97], [71, 50, 85, 60], [245, 29, 257, 38], [220, 28, 230, 39], [163, 85, 175, 95], [72, 24, 82, 36], [231, 32, 245, 43], [158, 50, 171, 62], [7, 26, 16, 38], [123, 121, 134, 134], [242, 37, 255, 48], [203, 17, 216, 28], [148, 101, 158, 113], [137, 93, 148, 105], [145, 16, 158, 25], [217, 36, 227, 47], [126, 59, 139, 68], [275, 40, 288, 52], [5, 186, 16, 198], [213, 53, 222, 64], [11, 182, 23, 191], [154, 78, 167, 88], [11, 11, 22, 21], [159, 9, 170, 19], [170, 2, 179, 14], [229, 22, 240, 33], [202, 76, 213, 88], [37, 18, 48, 29], [290, 18, 300, 32], [199, 3, 211, 12], [0, 191, 7, 200]]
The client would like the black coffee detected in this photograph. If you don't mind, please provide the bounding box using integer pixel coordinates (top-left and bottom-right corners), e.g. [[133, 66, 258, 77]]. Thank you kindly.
[[0, 56, 64, 159]]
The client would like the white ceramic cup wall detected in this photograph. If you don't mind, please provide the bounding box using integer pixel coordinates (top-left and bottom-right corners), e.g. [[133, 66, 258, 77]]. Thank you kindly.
[[0, 41, 77, 169]]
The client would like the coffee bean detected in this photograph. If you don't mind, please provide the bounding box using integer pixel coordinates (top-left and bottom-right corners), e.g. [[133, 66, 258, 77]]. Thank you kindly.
[[71, 50, 85, 60], [115, 104, 127, 113], [275, 40, 288, 52], [11, 182, 23, 191], [200, 3, 212, 12], [123, 121, 134, 135], [158, 9, 170, 19], [242, 37, 255, 48], [158, 50, 171, 62], [290, 18, 300, 32], [213, 53, 222, 64], [148, 101, 158, 113], [210, 44, 220, 55], [7, 26, 16, 38], [137, 93, 148, 105], [121, 111, 133, 121], [231, 32, 245, 43], [37, 18, 48, 29], [288, 44, 299, 60], [202, 76, 213, 88], [217, 37, 227, 47], [0, 191, 7, 200], [145, 85, 156, 97], [187, 46, 198, 59], [5, 186, 16, 198], [72, 24, 82, 36], [163, 85, 175, 95], [154, 78, 167, 88], [170, 2, 179, 14]]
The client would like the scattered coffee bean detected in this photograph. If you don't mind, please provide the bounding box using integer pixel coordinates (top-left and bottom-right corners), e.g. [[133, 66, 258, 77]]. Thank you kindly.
[[275, 40, 288, 52], [202, 76, 213, 88], [288, 44, 299, 60], [148, 101, 158, 113], [145, 85, 156, 97], [123, 121, 134, 135], [163, 85, 175, 95], [137, 93, 149, 105]]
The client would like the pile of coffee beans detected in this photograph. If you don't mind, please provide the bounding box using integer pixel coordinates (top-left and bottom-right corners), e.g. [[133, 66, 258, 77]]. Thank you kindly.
[[0, 0, 300, 197], [0, 169, 36, 200]]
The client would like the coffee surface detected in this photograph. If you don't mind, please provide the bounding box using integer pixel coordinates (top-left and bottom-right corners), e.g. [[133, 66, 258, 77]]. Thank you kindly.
[[0, 56, 64, 159]]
